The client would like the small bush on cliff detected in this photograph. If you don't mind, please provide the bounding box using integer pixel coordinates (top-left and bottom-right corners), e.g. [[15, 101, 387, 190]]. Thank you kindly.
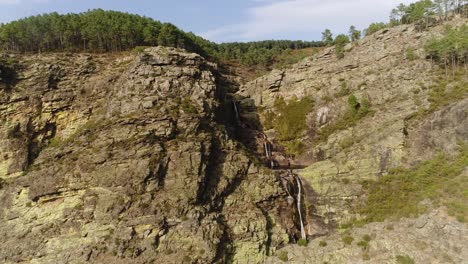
[[278, 251, 289, 262], [334, 34, 350, 59], [181, 98, 198, 115], [396, 255, 415, 264], [342, 235, 354, 245], [297, 238, 308, 246], [405, 47, 419, 61], [315, 94, 371, 143], [364, 22, 387, 36], [358, 143, 468, 223], [270, 96, 314, 156]]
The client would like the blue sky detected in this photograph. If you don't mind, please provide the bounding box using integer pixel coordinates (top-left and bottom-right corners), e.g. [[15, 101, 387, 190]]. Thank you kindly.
[[0, 0, 416, 43]]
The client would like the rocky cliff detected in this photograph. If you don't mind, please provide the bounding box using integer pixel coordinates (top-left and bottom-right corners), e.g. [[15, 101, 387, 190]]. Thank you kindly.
[[0, 16, 466, 264], [0, 47, 306, 263], [236, 17, 467, 263]]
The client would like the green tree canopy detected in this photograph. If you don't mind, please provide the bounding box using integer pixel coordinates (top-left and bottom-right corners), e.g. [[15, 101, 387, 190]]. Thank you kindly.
[[321, 29, 333, 46]]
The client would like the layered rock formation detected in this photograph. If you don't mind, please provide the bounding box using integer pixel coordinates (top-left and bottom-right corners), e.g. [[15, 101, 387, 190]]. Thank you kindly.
[[238, 18, 468, 228], [0, 47, 304, 263]]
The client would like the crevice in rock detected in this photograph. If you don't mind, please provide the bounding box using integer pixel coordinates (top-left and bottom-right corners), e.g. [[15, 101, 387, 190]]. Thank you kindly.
[[256, 202, 274, 256], [212, 215, 234, 264]]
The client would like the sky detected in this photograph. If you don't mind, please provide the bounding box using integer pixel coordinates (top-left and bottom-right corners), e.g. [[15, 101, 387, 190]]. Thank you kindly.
[[0, 0, 417, 43]]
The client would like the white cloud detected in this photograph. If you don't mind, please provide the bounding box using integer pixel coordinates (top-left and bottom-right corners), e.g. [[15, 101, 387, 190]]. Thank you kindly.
[[200, 0, 416, 42]]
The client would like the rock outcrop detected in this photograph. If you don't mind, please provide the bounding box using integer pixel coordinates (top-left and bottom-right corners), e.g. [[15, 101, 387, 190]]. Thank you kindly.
[[268, 208, 468, 263], [0, 47, 302, 263], [238, 18, 468, 228]]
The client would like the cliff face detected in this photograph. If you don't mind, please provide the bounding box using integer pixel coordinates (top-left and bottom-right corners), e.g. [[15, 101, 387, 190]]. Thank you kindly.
[[236, 18, 467, 263], [238, 18, 467, 227], [0, 47, 300, 263], [0, 17, 466, 264]]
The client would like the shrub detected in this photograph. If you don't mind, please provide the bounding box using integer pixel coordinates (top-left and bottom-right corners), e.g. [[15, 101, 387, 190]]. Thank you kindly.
[[181, 98, 198, 114], [358, 143, 468, 223], [269, 96, 314, 156], [357, 240, 369, 250], [297, 238, 308, 246], [132, 46, 147, 53], [334, 34, 350, 59], [315, 94, 372, 143], [365, 22, 387, 36], [396, 255, 415, 264], [319, 240, 327, 247], [278, 251, 289, 262], [337, 80, 350, 97], [342, 235, 354, 245], [362, 234, 371, 242], [405, 47, 419, 61]]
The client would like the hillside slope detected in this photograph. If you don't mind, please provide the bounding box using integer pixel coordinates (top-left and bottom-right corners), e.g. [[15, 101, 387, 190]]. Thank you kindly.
[[235, 17, 467, 263]]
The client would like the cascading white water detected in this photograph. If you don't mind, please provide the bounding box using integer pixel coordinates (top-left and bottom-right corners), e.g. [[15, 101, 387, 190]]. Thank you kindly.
[[264, 140, 275, 169], [295, 175, 306, 240], [232, 100, 240, 123], [264, 142, 270, 159]]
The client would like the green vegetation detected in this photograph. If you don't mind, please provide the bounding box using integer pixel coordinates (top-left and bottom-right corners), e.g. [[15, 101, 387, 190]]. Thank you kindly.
[[396, 255, 415, 264], [337, 80, 350, 96], [334, 34, 350, 59], [342, 234, 354, 245], [405, 47, 419, 61], [349, 25, 361, 42], [357, 235, 372, 251], [319, 240, 328, 247], [270, 47, 322, 70], [411, 69, 468, 120], [217, 41, 323, 68], [315, 94, 371, 143], [367, 0, 468, 38], [364, 22, 388, 36], [321, 29, 334, 46], [358, 143, 468, 223], [0, 10, 324, 69], [278, 251, 289, 262], [425, 25, 468, 72], [0, 56, 18, 90], [264, 96, 314, 156], [48, 118, 104, 148], [181, 98, 199, 115], [0, 10, 214, 55], [297, 238, 308, 246]]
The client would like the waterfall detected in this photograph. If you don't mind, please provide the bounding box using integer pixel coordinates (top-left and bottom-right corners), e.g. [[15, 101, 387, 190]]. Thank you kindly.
[[264, 142, 270, 159], [232, 99, 240, 124], [295, 175, 306, 240], [264, 140, 275, 169]]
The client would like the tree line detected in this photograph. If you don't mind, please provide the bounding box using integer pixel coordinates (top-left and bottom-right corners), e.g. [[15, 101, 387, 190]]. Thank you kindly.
[[0, 9, 323, 68], [0, 10, 216, 55], [425, 25, 468, 74], [319, 0, 467, 59]]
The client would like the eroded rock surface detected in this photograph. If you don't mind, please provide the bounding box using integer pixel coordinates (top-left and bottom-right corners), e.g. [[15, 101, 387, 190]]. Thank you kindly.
[[267, 208, 468, 264], [238, 18, 468, 228], [0, 47, 298, 264]]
